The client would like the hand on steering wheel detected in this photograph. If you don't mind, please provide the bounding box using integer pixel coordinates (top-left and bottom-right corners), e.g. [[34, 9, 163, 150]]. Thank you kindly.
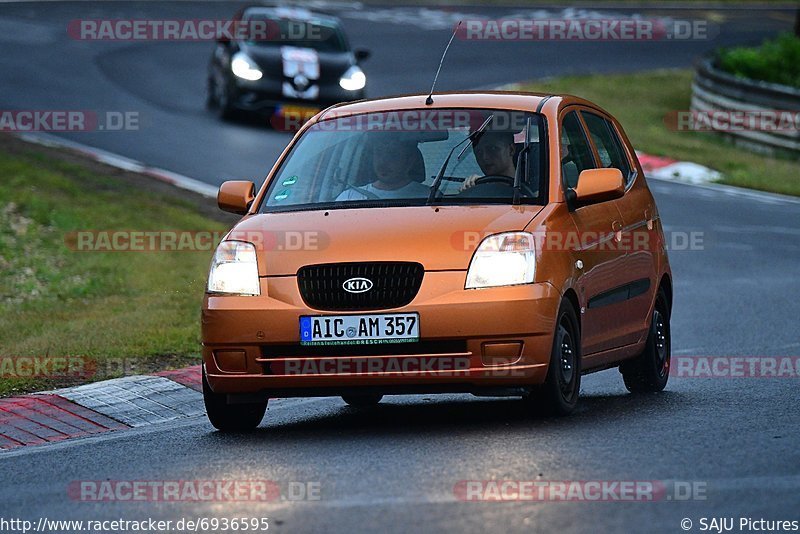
[[459, 174, 481, 192], [460, 174, 512, 191], [466, 174, 538, 197], [473, 174, 515, 186]]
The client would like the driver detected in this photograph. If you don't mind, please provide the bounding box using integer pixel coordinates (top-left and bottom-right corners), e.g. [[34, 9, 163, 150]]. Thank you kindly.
[[474, 131, 517, 177], [460, 131, 516, 191], [336, 138, 429, 201]]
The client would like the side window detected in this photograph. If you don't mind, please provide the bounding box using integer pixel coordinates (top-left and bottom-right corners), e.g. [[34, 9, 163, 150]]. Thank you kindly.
[[581, 112, 632, 183], [560, 111, 595, 189]]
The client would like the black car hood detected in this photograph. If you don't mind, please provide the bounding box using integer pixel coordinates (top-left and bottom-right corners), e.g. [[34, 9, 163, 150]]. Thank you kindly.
[[240, 43, 354, 83]]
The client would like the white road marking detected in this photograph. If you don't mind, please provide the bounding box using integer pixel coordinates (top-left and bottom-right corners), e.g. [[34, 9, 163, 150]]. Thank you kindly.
[[339, 7, 653, 32], [16, 132, 218, 199]]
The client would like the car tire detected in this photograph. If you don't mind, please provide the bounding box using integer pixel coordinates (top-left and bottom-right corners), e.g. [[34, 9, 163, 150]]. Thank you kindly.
[[526, 298, 581, 416], [341, 394, 383, 407], [208, 76, 237, 121], [620, 287, 671, 393], [202, 367, 267, 432], [205, 76, 216, 110]]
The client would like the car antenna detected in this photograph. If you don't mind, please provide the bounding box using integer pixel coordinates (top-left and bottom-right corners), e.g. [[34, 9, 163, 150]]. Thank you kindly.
[[425, 21, 462, 106]]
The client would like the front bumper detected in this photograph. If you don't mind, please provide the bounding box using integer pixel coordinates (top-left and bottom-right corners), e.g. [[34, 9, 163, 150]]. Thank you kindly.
[[202, 272, 560, 395], [230, 83, 364, 114]]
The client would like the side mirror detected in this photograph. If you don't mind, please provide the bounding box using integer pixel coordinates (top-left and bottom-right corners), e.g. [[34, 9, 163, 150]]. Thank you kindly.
[[354, 48, 370, 62], [571, 168, 624, 207], [218, 180, 255, 215]]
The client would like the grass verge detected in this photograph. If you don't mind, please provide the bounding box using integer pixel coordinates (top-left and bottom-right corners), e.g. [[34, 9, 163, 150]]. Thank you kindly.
[[518, 69, 800, 196], [0, 135, 235, 396], [717, 32, 800, 89]]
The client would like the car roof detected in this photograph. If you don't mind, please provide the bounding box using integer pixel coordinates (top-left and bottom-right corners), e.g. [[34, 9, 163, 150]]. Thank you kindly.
[[314, 92, 607, 122], [242, 6, 340, 25]]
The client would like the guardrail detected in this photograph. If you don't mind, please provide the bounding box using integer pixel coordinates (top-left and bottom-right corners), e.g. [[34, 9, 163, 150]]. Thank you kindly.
[[691, 57, 800, 158]]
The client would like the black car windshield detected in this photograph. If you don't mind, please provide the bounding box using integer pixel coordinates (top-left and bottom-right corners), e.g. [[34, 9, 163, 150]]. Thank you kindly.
[[246, 16, 347, 52], [260, 109, 547, 212]]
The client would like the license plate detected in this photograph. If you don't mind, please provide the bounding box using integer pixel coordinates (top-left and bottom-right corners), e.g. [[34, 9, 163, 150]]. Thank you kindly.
[[300, 313, 419, 346], [278, 105, 319, 119]]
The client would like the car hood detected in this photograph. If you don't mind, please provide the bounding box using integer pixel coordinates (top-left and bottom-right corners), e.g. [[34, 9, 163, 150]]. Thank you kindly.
[[229, 205, 544, 276], [241, 43, 354, 80]]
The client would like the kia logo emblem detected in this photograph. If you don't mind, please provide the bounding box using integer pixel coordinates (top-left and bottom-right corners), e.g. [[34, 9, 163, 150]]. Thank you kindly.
[[342, 277, 373, 293]]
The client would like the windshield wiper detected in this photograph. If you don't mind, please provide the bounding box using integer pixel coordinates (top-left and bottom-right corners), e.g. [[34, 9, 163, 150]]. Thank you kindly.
[[426, 115, 494, 205]]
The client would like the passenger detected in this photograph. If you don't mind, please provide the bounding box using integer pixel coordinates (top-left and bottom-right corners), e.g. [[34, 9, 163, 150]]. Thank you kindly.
[[337, 139, 429, 201], [561, 133, 580, 188]]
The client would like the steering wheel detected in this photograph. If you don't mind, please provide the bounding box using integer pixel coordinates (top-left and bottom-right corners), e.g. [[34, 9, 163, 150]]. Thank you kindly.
[[472, 174, 538, 197]]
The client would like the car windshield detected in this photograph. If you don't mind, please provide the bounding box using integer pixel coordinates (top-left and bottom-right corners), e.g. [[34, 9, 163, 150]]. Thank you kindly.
[[260, 108, 546, 212], [246, 16, 347, 52]]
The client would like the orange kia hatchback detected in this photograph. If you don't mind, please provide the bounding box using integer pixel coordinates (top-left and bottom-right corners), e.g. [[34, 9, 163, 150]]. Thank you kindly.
[[202, 92, 672, 431]]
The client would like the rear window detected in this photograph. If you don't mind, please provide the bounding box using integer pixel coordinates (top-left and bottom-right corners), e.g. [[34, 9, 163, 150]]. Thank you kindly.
[[560, 111, 596, 189], [581, 112, 632, 183]]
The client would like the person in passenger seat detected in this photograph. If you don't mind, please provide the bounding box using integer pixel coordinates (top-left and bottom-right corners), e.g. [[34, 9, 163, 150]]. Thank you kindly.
[[336, 138, 429, 201], [561, 134, 580, 188]]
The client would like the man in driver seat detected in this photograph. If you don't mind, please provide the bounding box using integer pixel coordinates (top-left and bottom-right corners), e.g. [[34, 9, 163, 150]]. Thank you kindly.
[[336, 138, 429, 201], [461, 131, 517, 191], [474, 131, 517, 178]]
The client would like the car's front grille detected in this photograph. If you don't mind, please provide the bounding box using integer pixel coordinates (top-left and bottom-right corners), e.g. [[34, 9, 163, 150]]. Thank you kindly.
[[297, 262, 424, 311]]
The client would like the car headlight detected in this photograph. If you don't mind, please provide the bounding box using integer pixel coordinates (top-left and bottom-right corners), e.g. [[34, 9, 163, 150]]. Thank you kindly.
[[231, 52, 263, 81], [465, 232, 536, 289], [339, 66, 366, 91], [207, 241, 260, 296]]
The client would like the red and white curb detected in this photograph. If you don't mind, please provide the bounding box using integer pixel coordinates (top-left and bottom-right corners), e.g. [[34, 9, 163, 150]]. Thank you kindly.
[[0, 366, 202, 450], [636, 152, 721, 184]]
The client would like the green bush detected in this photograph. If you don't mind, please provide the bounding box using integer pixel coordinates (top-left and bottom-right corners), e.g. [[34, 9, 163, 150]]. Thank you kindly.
[[717, 32, 800, 89]]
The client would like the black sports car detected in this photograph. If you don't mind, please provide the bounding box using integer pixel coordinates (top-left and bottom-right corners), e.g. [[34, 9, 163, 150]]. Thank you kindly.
[[207, 6, 369, 127]]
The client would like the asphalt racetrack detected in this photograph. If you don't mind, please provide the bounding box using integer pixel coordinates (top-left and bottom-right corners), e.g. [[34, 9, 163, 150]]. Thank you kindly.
[[1, 3, 799, 532]]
